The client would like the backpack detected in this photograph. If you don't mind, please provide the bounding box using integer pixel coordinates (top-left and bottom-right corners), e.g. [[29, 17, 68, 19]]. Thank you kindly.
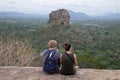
[[43, 50, 58, 74]]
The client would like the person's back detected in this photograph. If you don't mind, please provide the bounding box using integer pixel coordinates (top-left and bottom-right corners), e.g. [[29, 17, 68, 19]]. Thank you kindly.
[[43, 50, 60, 73], [60, 43, 78, 75], [60, 53, 75, 75], [41, 40, 60, 74]]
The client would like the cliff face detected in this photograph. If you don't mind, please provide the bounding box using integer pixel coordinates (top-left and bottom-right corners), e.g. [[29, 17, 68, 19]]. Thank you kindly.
[[48, 9, 70, 26], [0, 67, 120, 80]]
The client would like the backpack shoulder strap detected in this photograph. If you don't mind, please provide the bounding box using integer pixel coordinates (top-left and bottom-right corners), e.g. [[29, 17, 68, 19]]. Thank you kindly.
[[45, 50, 56, 58], [44, 50, 49, 56], [49, 50, 56, 58]]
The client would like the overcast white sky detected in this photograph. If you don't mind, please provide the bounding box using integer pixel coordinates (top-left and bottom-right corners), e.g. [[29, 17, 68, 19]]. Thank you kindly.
[[0, 0, 120, 16]]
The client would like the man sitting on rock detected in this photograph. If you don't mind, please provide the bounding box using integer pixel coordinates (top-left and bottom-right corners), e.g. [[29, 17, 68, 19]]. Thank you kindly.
[[41, 40, 60, 74]]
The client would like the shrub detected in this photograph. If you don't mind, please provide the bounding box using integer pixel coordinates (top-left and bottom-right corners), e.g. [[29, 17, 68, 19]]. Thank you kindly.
[[0, 38, 38, 66]]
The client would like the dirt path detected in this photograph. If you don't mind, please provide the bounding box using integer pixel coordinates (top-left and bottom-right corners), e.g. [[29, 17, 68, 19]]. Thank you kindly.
[[0, 67, 120, 80]]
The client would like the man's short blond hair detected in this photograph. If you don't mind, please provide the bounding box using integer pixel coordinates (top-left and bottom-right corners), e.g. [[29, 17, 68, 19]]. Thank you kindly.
[[48, 40, 57, 48]]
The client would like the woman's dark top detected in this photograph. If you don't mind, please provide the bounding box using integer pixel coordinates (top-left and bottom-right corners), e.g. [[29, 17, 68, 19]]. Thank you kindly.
[[60, 53, 76, 75]]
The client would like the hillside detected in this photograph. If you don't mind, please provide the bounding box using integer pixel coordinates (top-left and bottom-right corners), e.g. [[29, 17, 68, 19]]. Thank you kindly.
[[16, 9, 92, 52], [1, 11, 120, 20], [0, 12, 48, 19], [0, 9, 120, 69], [68, 10, 92, 20], [19, 25, 92, 51], [0, 67, 120, 80]]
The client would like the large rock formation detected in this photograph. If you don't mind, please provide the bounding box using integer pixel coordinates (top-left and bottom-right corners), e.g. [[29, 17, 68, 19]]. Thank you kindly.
[[48, 9, 70, 26], [0, 67, 120, 80]]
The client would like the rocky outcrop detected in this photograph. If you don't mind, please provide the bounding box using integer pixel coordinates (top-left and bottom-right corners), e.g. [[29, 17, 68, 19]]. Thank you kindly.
[[0, 67, 120, 80], [48, 9, 70, 26]]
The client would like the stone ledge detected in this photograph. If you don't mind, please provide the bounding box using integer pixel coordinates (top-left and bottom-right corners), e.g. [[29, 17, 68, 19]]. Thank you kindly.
[[0, 67, 120, 80]]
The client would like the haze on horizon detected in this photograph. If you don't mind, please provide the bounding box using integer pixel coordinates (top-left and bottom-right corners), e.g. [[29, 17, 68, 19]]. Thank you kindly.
[[0, 0, 120, 16]]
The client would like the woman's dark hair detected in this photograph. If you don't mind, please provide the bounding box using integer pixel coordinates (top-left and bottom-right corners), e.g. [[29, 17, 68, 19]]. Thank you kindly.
[[63, 43, 71, 51]]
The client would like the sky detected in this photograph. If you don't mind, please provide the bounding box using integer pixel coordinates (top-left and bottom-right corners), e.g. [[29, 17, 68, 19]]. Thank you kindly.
[[0, 0, 120, 16]]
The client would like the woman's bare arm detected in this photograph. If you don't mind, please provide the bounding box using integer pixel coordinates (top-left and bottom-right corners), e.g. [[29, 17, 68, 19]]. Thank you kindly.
[[60, 54, 62, 64], [74, 54, 78, 65]]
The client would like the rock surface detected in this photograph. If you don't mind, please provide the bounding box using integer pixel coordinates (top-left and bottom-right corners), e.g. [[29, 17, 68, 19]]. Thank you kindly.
[[48, 9, 70, 26], [0, 67, 120, 80]]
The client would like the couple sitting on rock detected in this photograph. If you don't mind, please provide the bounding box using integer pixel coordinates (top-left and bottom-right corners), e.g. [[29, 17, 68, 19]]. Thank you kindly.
[[41, 40, 78, 75]]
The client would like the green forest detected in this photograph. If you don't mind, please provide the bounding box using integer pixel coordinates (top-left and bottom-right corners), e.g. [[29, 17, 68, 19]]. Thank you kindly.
[[0, 18, 120, 69]]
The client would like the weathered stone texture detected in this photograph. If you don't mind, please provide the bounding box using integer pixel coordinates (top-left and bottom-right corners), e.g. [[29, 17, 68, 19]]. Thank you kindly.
[[48, 9, 70, 26], [0, 67, 120, 80]]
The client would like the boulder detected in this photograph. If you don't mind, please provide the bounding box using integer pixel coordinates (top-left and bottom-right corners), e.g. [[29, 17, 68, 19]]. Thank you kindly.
[[48, 9, 70, 26], [0, 67, 120, 80]]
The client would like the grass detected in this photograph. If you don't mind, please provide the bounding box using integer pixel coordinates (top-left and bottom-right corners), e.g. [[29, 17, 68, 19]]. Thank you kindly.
[[0, 38, 40, 66]]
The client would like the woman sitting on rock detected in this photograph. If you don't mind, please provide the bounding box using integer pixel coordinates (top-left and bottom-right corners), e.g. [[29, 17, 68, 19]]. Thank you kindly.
[[60, 42, 78, 75]]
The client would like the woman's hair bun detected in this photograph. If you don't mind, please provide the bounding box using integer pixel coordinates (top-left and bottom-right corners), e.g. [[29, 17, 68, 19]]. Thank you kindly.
[[63, 42, 71, 51]]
